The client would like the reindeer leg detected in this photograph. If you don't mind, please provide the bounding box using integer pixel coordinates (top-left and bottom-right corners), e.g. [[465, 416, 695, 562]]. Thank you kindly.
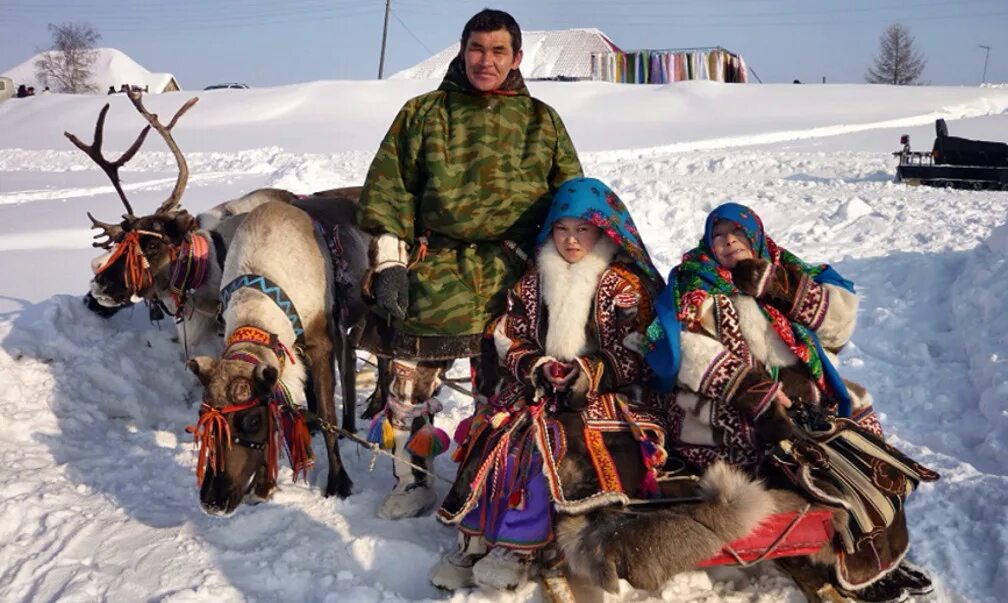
[[333, 322, 358, 435], [305, 335, 353, 498], [361, 356, 392, 420]]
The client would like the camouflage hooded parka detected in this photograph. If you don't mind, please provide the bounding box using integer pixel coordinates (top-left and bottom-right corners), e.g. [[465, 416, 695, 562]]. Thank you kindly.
[[359, 55, 583, 356]]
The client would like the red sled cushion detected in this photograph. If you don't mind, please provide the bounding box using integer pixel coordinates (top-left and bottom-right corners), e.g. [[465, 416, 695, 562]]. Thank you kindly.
[[696, 508, 834, 567]]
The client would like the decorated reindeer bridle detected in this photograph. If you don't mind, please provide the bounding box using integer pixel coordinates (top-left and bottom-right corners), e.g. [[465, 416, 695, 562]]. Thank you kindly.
[[68, 91, 209, 312], [91, 228, 173, 296], [189, 325, 312, 488]]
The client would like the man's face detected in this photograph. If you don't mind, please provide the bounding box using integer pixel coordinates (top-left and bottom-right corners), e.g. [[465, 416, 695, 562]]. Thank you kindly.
[[463, 28, 522, 92]]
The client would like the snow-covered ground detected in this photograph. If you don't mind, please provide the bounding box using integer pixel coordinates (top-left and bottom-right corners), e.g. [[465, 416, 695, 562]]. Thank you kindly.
[[1, 80, 1006, 602]]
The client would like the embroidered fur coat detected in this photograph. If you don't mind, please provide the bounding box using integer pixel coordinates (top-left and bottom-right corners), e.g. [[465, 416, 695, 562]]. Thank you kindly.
[[669, 277, 882, 471], [437, 238, 668, 530]]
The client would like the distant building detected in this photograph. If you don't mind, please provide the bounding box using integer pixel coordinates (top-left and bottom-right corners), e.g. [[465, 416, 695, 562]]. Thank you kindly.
[[392, 28, 621, 81], [1, 48, 181, 93], [0, 76, 14, 102]]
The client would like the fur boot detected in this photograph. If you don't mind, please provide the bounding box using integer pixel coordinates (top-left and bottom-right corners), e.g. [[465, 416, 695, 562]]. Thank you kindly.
[[429, 534, 488, 590], [556, 462, 777, 593], [472, 547, 533, 591], [377, 426, 437, 519]]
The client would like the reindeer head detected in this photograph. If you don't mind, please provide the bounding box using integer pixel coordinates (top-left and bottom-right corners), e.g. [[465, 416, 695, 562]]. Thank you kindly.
[[67, 92, 200, 308], [187, 353, 280, 516]]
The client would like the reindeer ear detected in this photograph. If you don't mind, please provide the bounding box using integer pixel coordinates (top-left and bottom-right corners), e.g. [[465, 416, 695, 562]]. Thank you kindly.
[[254, 365, 279, 390], [187, 356, 217, 384], [165, 210, 197, 244]]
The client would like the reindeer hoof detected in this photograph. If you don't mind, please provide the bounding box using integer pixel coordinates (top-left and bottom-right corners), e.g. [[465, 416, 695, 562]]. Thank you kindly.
[[325, 470, 354, 499]]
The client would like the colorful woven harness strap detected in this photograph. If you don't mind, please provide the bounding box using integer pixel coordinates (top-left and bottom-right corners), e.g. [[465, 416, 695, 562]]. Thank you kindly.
[[169, 232, 210, 311], [219, 274, 306, 346], [225, 325, 296, 371]]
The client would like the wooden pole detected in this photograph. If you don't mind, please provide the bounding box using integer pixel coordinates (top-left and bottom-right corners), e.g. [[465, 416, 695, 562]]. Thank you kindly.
[[378, 0, 391, 79]]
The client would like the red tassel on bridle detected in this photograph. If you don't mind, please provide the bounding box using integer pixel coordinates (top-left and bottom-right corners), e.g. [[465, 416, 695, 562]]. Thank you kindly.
[[188, 399, 256, 486], [265, 404, 280, 487], [94, 229, 172, 297], [285, 411, 314, 483]]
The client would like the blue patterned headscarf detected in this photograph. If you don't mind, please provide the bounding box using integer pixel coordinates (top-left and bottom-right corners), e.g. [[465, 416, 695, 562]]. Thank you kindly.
[[538, 177, 662, 286], [646, 202, 856, 417]]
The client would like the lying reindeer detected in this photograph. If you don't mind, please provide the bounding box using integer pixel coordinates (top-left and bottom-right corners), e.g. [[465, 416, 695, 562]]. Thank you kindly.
[[187, 199, 354, 514], [68, 93, 297, 357]]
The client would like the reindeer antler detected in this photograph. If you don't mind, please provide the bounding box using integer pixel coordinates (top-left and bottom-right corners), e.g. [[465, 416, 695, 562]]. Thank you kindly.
[[126, 91, 199, 214], [65, 103, 154, 216], [86, 211, 125, 249]]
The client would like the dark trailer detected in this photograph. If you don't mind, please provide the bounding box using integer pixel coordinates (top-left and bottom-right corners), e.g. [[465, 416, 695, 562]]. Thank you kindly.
[[894, 119, 1008, 190]]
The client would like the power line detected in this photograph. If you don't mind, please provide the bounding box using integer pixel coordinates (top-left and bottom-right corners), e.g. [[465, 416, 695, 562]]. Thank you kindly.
[[391, 9, 435, 55]]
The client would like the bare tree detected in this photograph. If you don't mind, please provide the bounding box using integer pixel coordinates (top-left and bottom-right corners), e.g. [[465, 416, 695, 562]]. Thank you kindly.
[[35, 23, 102, 93], [865, 23, 927, 85]]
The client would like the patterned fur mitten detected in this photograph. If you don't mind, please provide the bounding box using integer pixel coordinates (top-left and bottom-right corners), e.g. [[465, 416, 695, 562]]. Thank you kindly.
[[732, 259, 826, 327], [732, 368, 794, 444]]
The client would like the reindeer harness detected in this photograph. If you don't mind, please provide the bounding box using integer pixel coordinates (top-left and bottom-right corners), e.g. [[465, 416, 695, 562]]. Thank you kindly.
[[189, 325, 312, 488], [168, 232, 211, 312], [92, 229, 171, 296], [219, 273, 306, 344]]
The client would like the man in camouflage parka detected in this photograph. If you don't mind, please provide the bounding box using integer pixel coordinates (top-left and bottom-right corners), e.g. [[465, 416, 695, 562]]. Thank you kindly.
[[359, 8, 582, 519]]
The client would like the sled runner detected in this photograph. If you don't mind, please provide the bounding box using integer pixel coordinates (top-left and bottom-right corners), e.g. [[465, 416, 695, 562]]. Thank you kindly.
[[894, 118, 1008, 190]]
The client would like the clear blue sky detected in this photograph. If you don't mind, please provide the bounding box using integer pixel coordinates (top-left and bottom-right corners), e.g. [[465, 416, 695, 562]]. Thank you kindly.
[[2, 0, 1007, 88]]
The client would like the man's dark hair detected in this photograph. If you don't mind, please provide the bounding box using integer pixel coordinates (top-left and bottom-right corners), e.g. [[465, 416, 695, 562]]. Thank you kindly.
[[461, 9, 521, 54]]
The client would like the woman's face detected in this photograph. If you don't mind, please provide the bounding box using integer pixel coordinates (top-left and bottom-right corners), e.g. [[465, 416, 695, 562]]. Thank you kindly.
[[711, 220, 754, 268], [552, 217, 602, 263]]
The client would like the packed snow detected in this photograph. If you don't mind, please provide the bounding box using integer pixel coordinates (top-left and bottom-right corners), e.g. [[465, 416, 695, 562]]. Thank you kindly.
[[1, 78, 1006, 602]]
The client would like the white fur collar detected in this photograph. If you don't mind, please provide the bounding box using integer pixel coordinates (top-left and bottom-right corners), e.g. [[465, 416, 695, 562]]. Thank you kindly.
[[537, 237, 618, 361], [731, 295, 799, 367]]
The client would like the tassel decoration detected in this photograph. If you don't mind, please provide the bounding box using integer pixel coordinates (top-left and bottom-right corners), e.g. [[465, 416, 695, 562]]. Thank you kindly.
[[639, 470, 659, 497], [285, 411, 315, 483], [490, 411, 510, 429], [367, 415, 395, 450], [453, 416, 473, 445], [640, 438, 668, 468], [406, 422, 451, 457], [637, 438, 668, 498]]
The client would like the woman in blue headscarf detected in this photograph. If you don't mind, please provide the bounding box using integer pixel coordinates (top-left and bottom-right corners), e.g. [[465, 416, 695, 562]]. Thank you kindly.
[[429, 178, 671, 591], [645, 202, 937, 600]]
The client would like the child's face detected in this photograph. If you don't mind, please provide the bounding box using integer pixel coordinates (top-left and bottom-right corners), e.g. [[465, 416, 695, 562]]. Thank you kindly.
[[552, 217, 602, 264], [710, 220, 754, 268]]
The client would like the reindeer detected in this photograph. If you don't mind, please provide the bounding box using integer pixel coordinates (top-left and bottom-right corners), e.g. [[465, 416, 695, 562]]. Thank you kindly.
[[186, 199, 356, 514], [69, 92, 298, 358]]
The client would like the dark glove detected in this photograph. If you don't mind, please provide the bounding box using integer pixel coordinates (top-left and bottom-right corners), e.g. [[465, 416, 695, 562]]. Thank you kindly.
[[731, 258, 801, 309], [370, 266, 408, 322], [731, 368, 794, 443]]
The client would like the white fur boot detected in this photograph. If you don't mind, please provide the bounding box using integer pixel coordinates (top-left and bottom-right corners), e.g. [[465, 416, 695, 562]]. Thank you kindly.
[[377, 427, 437, 520], [429, 534, 488, 590], [472, 547, 532, 591]]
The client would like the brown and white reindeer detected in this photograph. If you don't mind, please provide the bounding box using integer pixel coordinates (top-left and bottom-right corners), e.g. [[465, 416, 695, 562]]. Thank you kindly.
[[186, 199, 354, 514], [69, 91, 298, 358]]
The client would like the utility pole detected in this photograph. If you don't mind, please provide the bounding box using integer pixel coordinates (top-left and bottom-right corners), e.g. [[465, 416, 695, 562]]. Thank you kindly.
[[979, 44, 991, 85], [378, 0, 391, 79]]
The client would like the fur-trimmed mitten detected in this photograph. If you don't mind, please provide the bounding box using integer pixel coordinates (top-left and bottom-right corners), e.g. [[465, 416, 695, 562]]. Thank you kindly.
[[731, 258, 797, 304], [732, 258, 828, 328], [731, 368, 794, 444]]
